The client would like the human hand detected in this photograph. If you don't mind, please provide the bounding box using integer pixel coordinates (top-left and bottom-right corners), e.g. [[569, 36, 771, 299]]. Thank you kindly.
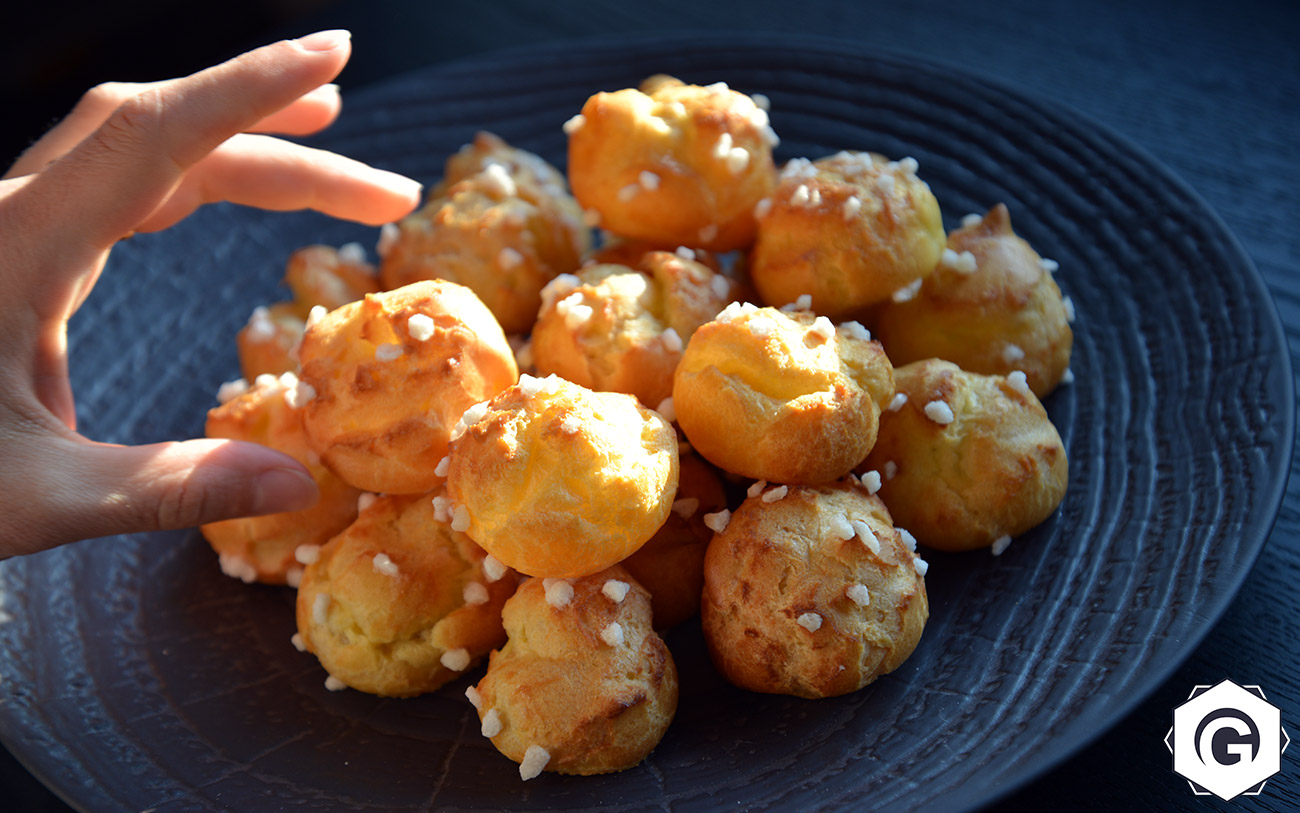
[[0, 30, 422, 556]]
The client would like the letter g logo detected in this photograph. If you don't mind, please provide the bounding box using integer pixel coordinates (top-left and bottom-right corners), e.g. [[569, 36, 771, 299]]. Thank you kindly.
[[1166, 680, 1289, 801], [1193, 709, 1260, 766]]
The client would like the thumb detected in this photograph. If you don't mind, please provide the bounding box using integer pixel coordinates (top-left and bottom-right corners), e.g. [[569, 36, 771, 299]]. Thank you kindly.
[[65, 438, 319, 546]]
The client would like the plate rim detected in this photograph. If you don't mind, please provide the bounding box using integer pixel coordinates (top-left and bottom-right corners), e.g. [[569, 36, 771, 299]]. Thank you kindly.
[[0, 31, 1293, 812]]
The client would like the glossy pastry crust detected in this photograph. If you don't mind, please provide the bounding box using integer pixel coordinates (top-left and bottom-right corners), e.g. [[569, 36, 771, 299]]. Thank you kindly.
[[298, 280, 518, 494], [748, 151, 945, 318], [531, 250, 736, 407], [672, 304, 894, 484], [380, 133, 589, 333], [872, 204, 1073, 397], [567, 75, 777, 251], [201, 373, 360, 585], [295, 491, 516, 697], [701, 481, 928, 698], [472, 566, 678, 776], [859, 358, 1068, 551], [446, 375, 679, 578]]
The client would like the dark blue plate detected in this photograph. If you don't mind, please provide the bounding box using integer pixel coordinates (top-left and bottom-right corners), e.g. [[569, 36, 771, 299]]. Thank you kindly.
[[0, 34, 1291, 812]]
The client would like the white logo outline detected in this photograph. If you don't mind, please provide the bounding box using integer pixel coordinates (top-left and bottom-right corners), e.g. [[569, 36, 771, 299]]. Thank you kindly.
[[1164, 679, 1290, 800]]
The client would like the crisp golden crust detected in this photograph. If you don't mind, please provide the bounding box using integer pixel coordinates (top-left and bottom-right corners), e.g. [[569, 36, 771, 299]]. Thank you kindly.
[[872, 204, 1073, 397], [283, 244, 381, 317], [438, 131, 577, 206], [298, 281, 518, 494], [446, 376, 679, 579], [295, 491, 516, 697], [567, 76, 777, 251], [201, 375, 360, 585], [859, 359, 1068, 551], [586, 240, 723, 274], [473, 566, 678, 776], [381, 135, 589, 334], [531, 252, 736, 407], [236, 302, 303, 380], [701, 482, 928, 699], [748, 152, 945, 318], [672, 305, 894, 483], [620, 452, 727, 629]]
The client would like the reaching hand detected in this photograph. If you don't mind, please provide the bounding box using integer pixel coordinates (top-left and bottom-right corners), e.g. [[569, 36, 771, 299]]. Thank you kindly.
[[0, 30, 421, 556]]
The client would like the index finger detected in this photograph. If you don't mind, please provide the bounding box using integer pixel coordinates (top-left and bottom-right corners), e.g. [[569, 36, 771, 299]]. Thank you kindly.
[[11, 30, 355, 260], [5, 80, 344, 181]]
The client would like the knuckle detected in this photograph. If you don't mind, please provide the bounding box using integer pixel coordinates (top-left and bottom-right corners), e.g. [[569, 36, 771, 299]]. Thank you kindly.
[[151, 478, 211, 531], [78, 82, 127, 114], [90, 89, 165, 158]]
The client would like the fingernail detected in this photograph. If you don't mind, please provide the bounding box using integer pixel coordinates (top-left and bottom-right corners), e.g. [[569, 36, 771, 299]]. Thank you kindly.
[[374, 168, 423, 200], [297, 29, 351, 52], [253, 467, 319, 515]]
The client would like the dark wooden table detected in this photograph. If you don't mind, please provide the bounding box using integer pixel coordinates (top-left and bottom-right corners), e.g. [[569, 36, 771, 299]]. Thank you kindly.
[[3, 1, 1296, 810]]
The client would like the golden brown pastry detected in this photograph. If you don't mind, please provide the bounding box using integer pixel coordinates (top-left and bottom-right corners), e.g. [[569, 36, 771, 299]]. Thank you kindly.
[[701, 481, 928, 699], [469, 566, 678, 778], [748, 151, 945, 318], [283, 243, 381, 317], [531, 250, 737, 407], [858, 358, 1068, 551], [872, 204, 1073, 397], [201, 372, 360, 585], [585, 240, 723, 274], [379, 133, 589, 333], [236, 303, 303, 380], [295, 491, 516, 697], [445, 375, 679, 578], [620, 451, 727, 629], [672, 304, 894, 483], [298, 281, 518, 494], [567, 75, 777, 251], [438, 131, 577, 205]]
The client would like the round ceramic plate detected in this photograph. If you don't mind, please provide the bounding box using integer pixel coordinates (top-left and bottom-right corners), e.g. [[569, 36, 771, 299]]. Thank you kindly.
[[0, 35, 1291, 812]]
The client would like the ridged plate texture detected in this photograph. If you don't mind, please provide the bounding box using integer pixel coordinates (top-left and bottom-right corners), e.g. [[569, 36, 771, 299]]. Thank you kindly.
[[0, 35, 1291, 812]]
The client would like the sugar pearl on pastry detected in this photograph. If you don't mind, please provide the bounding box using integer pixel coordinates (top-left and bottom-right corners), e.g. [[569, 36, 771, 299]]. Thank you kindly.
[[465, 685, 483, 710], [312, 592, 330, 624], [324, 676, 347, 692], [295, 544, 322, 565], [372, 553, 399, 577], [463, 582, 490, 605], [483, 554, 508, 582], [600, 622, 625, 646], [519, 745, 550, 781], [672, 497, 700, 518], [830, 514, 856, 541], [846, 584, 871, 607], [860, 470, 882, 494], [992, 535, 1013, 556], [898, 528, 918, 552], [602, 579, 631, 603], [440, 648, 471, 671], [796, 612, 822, 632], [851, 519, 881, 555], [543, 578, 574, 608], [291, 633, 306, 652], [924, 400, 955, 425], [761, 486, 788, 503], [481, 709, 503, 737], [407, 313, 436, 341], [703, 509, 731, 533]]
